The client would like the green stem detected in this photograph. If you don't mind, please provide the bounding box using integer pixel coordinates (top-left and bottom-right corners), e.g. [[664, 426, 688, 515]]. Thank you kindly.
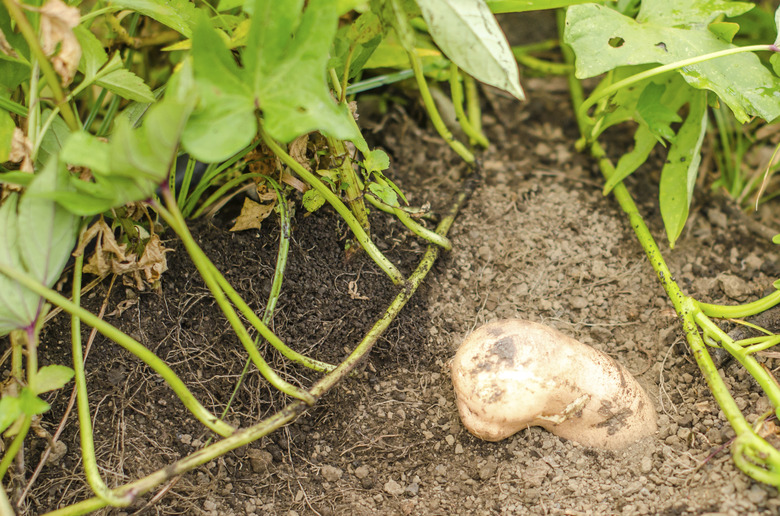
[[70, 252, 133, 506], [407, 49, 475, 164], [0, 0, 79, 131], [0, 263, 235, 437], [449, 64, 489, 148], [261, 129, 405, 285], [327, 135, 371, 234], [201, 188, 335, 372], [699, 290, 780, 319], [0, 416, 32, 482], [559, 10, 780, 485], [515, 53, 572, 75], [39, 160, 474, 516], [742, 335, 780, 355], [695, 313, 780, 413], [157, 193, 316, 404], [214, 181, 312, 438], [363, 176, 452, 250], [463, 74, 482, 138], [184, 141, 260, 218], [0, 96, 27, 117], [577, 44, 776, 124]]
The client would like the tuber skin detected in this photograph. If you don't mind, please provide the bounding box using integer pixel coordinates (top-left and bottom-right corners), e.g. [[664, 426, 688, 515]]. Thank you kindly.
[[451, 319, 657, 449]]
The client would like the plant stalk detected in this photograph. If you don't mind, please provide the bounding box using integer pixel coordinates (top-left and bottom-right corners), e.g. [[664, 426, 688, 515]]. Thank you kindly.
[[0, 263, 235, 437], [39, 163, 476, 516], [261, 129, 405, 285]]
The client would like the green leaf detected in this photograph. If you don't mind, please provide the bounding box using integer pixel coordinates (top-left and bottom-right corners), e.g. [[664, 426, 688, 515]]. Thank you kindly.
[[329, 12, 382, 81], [635, 82, 682, 144], [107, 0, 201, 37], [565, 2, 780, 123], [74, 29, 156, 104], [60, 93, 194, 215], [37, 110, 72, 168], [417, 0, 524, 100], [95, 55, 156, 103], [0, 109, 12, 162], [0, 160, 79, 335], [244, 0, 360, 143], [32, 365, 75, 394], [0, 395, 22, 434], [302, 189, 326, 212], [368, 181, 399, 207], [773, 233, 780, 244], [182, 17, 255, 162], [708, 21, 740, 43], [18, 387, 50, 416], [59, 132, 111, 173], [74, 25, 108, 79], [603, 126, 656, 194], [364, 149, 390, 174], [486, 0, 590, 13], [19, 159, 80, 288], [772, 54, 780, 77], [659, 91, 708, 248]]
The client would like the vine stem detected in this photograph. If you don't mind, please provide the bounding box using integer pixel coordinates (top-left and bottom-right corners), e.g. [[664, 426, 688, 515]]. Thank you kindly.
[[156, 191, 316, 404], [558, 10, 780, 485], [261, 128, 405, 285], [449, 64, 489, 148], [39, 167, 477, 516], [70, 251, 134, 506], [0, 262, 235, 437], [407, 49, 475, 164]]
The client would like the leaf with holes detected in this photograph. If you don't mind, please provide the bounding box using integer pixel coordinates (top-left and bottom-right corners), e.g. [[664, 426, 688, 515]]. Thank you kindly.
[[565, 1, 780, 122]]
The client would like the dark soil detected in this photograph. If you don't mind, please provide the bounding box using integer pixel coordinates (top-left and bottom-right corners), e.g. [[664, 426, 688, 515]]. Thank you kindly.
[[4, 12, 780, 516]]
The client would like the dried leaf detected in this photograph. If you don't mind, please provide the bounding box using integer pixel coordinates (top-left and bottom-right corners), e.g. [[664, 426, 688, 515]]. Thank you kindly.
[[9, 128, 33, 172], [280, 171, 308, 193], [39, 0, 82, 85], [130, 234, 170, 285], [230, 197, 275, 232], [75, 218, 171, 290], [0, 29, 18, 58], [288, 134, 311, 171]]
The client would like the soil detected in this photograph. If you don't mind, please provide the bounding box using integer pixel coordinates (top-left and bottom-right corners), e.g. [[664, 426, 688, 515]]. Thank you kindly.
[[5, 12, 780, 516]]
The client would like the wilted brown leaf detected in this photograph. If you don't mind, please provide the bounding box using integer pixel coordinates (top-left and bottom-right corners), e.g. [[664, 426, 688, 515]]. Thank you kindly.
[[39, 0, 81, 86], [74, 218, 172, 290], [280, 171, 308, 193], [8, 127, 33, 172], [230, 197, 276, 232], [289, 134, 311, 171], [0, 29, 18, 58]]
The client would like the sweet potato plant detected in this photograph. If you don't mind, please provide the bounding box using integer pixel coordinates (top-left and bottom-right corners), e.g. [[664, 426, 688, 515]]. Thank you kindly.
[[0, 0, 780, 512]]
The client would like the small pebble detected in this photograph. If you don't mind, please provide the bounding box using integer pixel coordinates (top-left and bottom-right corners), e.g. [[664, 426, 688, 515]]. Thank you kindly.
[[384, 479, 405, 496]]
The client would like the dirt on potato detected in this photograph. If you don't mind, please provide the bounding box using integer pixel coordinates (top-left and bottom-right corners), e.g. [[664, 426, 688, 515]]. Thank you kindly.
[[6, 11, 780, 516]]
